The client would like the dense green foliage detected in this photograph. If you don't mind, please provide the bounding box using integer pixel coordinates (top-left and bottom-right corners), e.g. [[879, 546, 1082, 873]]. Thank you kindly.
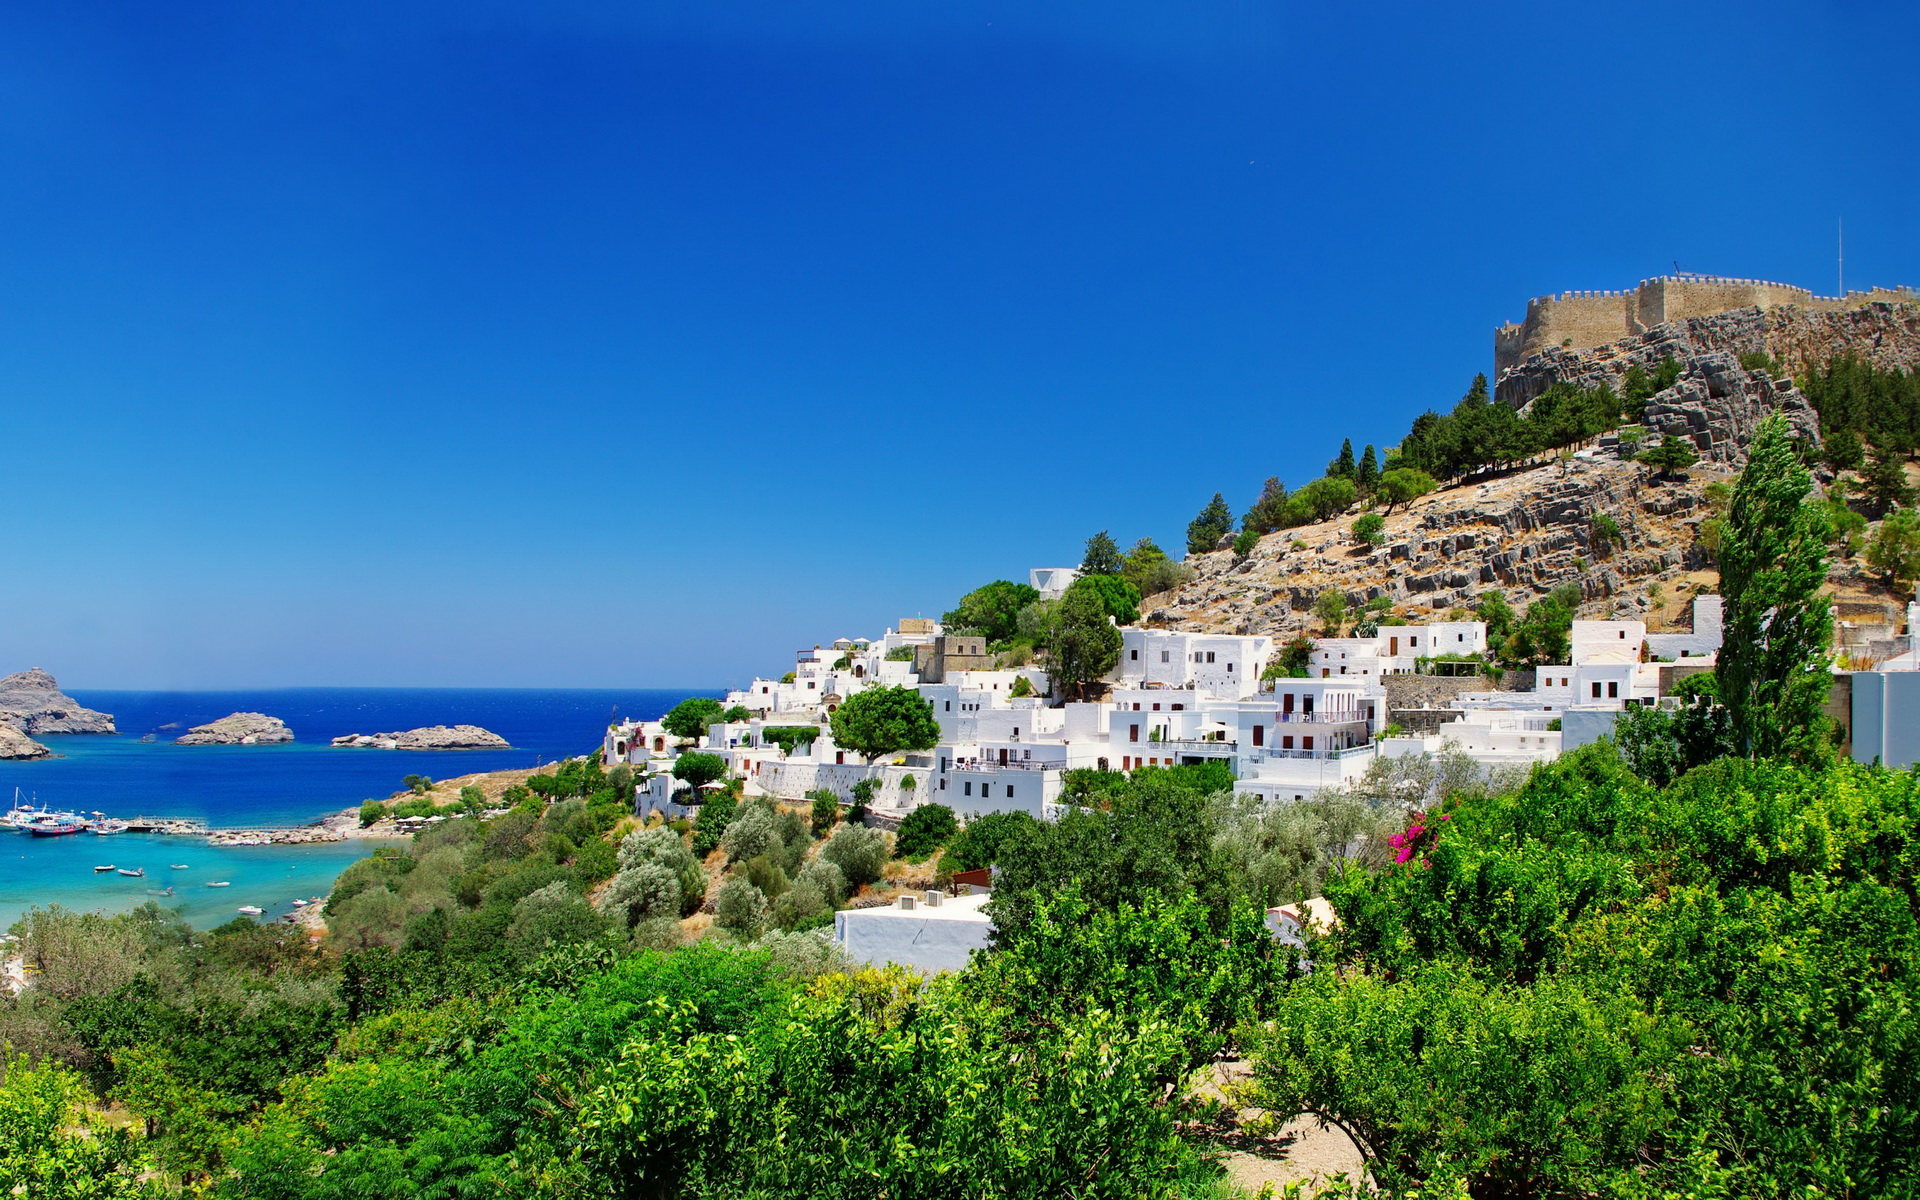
[[1801, 354, 1920, 462], [941, 579, 1041, 645], [892, 803, 957, 860], [1046, 582, 1123, 700], [662, 697, 725, 741], [1078, 529, 1124, 576], [828, 685, 941, 762], [1249, 749, 1920, 1197]]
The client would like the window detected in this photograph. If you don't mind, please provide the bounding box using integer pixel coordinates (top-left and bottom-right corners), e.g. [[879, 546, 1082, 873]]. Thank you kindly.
[[964, 782, 972, 796], [1171, 703, 1184, 711], [835, 752, 844, 764], [1129, 724, 1140, 742], [1282, 735, 1294, 749], [1130, 649, 1138, 660], [945, 701, 951, 711], [1592, 682, 1603, 699], [940, 778, 947, 789], [1619, 630, 1627, 639], [1132, 702, 1140, 711], [1411, 636, 1419, 647], [1122, 755, 1131, 769], [1152, 703, 1161, 711], [1608, 681, 1619, 698], [1161, 650, 1170, 663], [1303, 696, 1314, 715], [1252, 725, 1264, 747], [1303, 736, 1314, 750], [1207, 651, 1216, 663]]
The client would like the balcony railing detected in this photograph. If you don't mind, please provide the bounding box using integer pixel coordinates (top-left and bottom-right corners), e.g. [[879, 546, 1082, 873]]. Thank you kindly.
[[949, 758, 1057, 772], [1146, 738, 1237, 753], [1243, 742, 1377, 763], [1269, 712, 1368, 725]]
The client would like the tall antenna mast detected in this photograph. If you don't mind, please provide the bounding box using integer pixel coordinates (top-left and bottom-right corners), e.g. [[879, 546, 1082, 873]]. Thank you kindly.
[[1838, 217, 1844, 295]]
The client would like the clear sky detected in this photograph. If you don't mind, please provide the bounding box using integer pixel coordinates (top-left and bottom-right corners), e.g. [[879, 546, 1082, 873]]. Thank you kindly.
[[2, 1, 1914, 689]]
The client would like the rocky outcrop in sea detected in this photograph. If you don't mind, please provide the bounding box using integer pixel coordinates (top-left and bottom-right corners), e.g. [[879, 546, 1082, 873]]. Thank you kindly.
[[0, 724, 52, 760], [0, 668, 115, 735], [176, 712, 295, 745], [331, 724, 509, 750]]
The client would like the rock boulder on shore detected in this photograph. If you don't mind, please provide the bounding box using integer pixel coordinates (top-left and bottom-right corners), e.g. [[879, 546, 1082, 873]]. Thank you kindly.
[[0, 723, 52, 760], [176, 712, 295, 745], [0, 668, 115, 735], [332, 724, 509, 750]]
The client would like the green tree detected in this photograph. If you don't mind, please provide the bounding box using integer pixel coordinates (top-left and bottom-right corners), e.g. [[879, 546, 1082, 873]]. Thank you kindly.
[[662, 697, 725, 741], [1048, 583, 1124, 700], [894, 803, 958, 860], [829, 686, 940, 763], [943, 810, 1040, 871], [0, 1051, 150, 1198], [1314, 587, 1349, 634], [672, 751, 727, 793], [720, 705, 752, 723], [1079, 530, 1124, 575], [1377, 467, 1437, 514], [1862, 443, 1915, 513], [1356, 444, 1380, 492], [689, 789, 738, 857], [820, 822, 889, 888], [1717, 413, 1834, 760], [1329, 437, 1357, 479], [1185, 492, 1234, 556], [358, 800, 387, 827], [1638, 433, 1700, 480], [1063, 572, 1139, 625], [1352, 513, 1386, 546], [1868, 507, 1920, 586], [941, 579, 1041, 644], [1242, 477, 1289, 533], [1233, 528, 1260, 557], [1121, 537, 1188, 597]]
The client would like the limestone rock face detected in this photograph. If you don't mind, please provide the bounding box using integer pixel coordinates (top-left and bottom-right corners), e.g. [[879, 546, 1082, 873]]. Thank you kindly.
[[0, 668, 116, 735], [175, 712, 295, 745], [331, 724, 509, 750], [0, 723, 52, 759]]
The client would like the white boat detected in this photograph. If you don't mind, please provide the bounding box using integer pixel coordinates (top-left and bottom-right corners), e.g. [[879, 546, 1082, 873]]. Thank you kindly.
[[90, 819, 129, 835], [207, 881, 231, 888], [93, 864, 116, 873], [237, 905, 264, 916], [291, 898, 308, 907], [117, 867, 145, 878], [170, 864, 189, 870]]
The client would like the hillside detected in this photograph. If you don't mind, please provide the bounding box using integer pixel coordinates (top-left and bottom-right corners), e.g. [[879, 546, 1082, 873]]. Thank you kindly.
[[1156, 300, 1920, 652]]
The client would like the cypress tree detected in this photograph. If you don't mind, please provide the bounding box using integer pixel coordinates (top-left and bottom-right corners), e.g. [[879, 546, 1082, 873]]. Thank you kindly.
[[1330, 438, 1356, 479], [1080, 530, 1125, 576], [1717, 414, 1834, 761], [1356, 444, 1379, 492], [1185, 493, 1235, 556]]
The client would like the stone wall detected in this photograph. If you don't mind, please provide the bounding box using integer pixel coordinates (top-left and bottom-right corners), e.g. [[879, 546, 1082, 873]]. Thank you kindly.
[[1494, 275, 1918, 376]]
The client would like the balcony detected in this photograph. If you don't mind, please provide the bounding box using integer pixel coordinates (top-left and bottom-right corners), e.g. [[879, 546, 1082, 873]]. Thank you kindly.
[[1146, 738, 1237, 754], [1243, 742, 1377, 763], [1269, 711, 1368, 726], [949, 758, 1057, 772]]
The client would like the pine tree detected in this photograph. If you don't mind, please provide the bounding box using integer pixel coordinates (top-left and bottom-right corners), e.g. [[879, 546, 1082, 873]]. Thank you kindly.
[[1329, 438, 1356, 479], [1080, 530, 1124, 576], [1185, 493, 1235, 556], [1862, 444, 1915, 513], [1718, 414, 1834, 762], [1356, 444, 1379, 492], [1242, 478, 1288, 533]]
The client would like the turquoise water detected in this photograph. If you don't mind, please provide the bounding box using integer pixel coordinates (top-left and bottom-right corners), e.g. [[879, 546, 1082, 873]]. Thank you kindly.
[[0, 687, 704, 932], [1, 832, 383, 931]]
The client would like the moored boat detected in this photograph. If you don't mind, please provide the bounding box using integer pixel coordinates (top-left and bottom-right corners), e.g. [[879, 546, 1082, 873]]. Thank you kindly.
[[237, 905, 264, 916], [117, 867, 145, 877], [89, 819, 129, 835], [94, 864, 116, 873], [28, 814, 86, 837], [207, 880, 231, 887]]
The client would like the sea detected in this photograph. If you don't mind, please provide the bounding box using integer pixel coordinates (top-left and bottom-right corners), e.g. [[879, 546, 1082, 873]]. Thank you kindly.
[[0, 688, 710, 932]]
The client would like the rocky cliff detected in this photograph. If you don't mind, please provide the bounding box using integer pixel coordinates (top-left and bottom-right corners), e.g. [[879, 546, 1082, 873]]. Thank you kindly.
[[0, 724, 53, 760], [0, 669, 115, 735], [332, 724, 510, 750], [1496, 301, 1920, 463], [176, 712, 295, 745]]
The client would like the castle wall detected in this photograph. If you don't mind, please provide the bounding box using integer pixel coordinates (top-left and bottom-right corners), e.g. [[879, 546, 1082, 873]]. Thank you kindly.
[[1494, 275, 1918, 376]]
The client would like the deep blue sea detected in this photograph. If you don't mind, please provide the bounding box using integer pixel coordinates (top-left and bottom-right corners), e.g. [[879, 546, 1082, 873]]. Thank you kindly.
[[0, 688, 710, 931]]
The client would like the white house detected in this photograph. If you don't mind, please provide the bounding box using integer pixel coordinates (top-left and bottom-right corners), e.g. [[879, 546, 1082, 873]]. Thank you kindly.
[[1113, 630, 1273, 699], [834, 890, 994, 974], [1029, 567, 1080, 601]]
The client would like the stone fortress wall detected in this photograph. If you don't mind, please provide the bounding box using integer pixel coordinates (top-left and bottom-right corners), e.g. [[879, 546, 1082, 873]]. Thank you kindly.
[[1495, 275, 1918, 377]]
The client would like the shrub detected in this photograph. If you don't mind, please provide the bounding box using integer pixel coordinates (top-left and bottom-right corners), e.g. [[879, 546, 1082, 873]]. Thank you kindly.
[[795, 858, 848, 906], [820, 823, 888, 889], [1233, 528, 1260, 557], [358, 800, 387, 827], [722, 803, 779, 864], [690, 791, 737, 858], [807, 789, 840, 837], [713, 876, 768, 938], [893, 804, 958, 860], [1353, 513, 1386, 546]]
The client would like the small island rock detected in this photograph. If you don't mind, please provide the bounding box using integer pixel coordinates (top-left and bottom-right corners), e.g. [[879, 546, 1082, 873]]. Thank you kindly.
[[331, 724, 509, 751], [0, 668, 116, 735], [0, 723, 53, 760], [176, 712, 295, 745]]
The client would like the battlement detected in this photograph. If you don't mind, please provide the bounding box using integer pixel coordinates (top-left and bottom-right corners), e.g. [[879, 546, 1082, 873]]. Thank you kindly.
[[1494, 275, 1918, 376]]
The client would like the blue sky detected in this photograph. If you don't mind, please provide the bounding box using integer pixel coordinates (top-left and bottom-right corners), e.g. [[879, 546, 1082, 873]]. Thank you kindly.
[[2, 1, 1915, 689]]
